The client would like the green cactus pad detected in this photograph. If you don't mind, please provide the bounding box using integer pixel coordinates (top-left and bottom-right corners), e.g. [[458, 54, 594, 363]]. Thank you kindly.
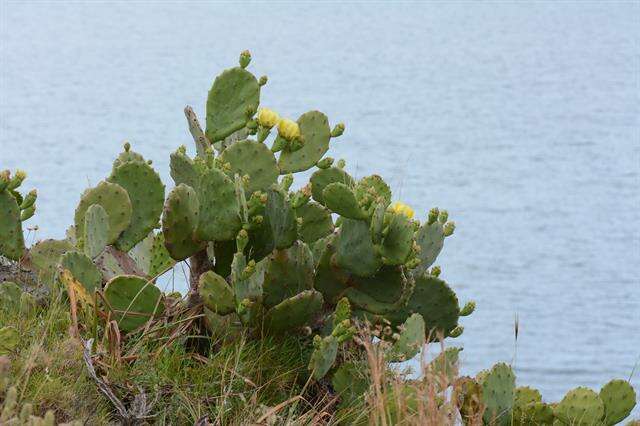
[[198, 270, 235, 315], [263, 290, 323, 334], [206, 67, 260, 142], [388, 313, 425, 362], [480, 362, 515, 426], [278, 111, 332, 173], [129, 232, 175, 278], [29, 239, 74, 284], [0, 281, 22, 313], [231, 252, 264, 316], [332, 362, 370, 407], [323, 182, 367, 220], [104, 275, 164, 332], [213, 239, 236, 277], [354, 175, 391, 215], [554, 387, 605, 426], [513, 386, 545, 425], [83, 204, 109, 259], [600, 379, 636, 425], [308, 334, 339, 380], [109, 160, 165, 251], [349, 265, 407, 306], [264, 187, 297, 249], [414, 219, 448, 273], [196, 167, 242, 242], [310, 166, 354, 206], [387, 273, 460, 341], [380, 213, 414, 265], [314, 236, 350, 303], [162, 184, 204, 261], [59, 251, 101, 294], [262, 241, 314, 308], [335, 218, 381, 277], [74, 181, 132, 248], [219, 140, 279, 193], [0, 190, 25, 261], [0, 326, 19, 355], [427, 347, 462, 390], [455, 376, 484, 423], [295, 201, 334, 243], [169, 148, 199, 190]]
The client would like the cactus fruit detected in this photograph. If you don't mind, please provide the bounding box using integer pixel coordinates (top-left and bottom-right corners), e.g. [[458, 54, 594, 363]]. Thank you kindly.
[[309, 166, 354, 206], [309, 334, 339, 380], [554, 387, 605, 425], [83, 204, 109, 259], [74, 181, 132, 249], [59, 251, 102, 294], [388, 313, 425, 362], [161, 184, 204, 261], [206, 60, 260, 142], [219, 140, 279, 193], [295, 201, 334, 243], [0, 188, 25, 260], [600, 379, 636, 425], [479, 362, 515, 426], [198, 270, 235, 315], [108, 157, 165, 251], [104, 275, 164, 332], [460, 301, 476, 317], [195, 167, 242, 242]]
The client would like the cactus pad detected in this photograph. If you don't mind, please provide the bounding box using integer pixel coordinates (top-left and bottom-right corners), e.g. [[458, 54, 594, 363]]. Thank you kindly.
[[262, 241, 314, 308], [295, 201, 334, 243], [263, 289, 323, 334], [322, 182, 367, 220], [388, 313, 425, 362], [0, 190, 25, 260], [219, 139, 279, 193], [414, 219, 446, 273], [308, 334, 339, 380], [354, 175, 391, 215], [599, 379, 636, 425], [278, 111, 332, 173], [335, 218, 381, 277], [265, 187, 297, 249], [83, 204, 109, 259], [162, 184, 204, 261], [104, 275, 164, 332], [310, 166, 354, 205], [554, 387, 605, 425], [198, 270, 235, 315], [29, 239, 74, 284], [196, 167, 242, 242], [480, 362, 516, 426], [379, 213, 414, 265], [74, 181, 132, 248], [109, 160, 165, 251], [206, 67, 260, 142], [170, 148, 199, 190], [59, 251, 102, 294]]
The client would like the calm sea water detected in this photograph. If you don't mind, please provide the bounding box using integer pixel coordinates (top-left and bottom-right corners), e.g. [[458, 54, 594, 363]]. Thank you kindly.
[[2, 1, 639, 414]]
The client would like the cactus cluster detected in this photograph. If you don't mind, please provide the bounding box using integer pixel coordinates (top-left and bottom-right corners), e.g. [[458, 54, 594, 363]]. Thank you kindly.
[[0, 170, 36, 260]]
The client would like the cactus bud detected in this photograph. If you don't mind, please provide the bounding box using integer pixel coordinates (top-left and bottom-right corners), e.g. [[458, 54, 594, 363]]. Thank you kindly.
[[313, 334, 322, 347], [177, 145, 187, 155], [430, 265, 441, 277], [438, 210, 449, 224], [449, 326, 464, 338], [287, 135, 305, 152], [281, 174, 294, 191], [271, 135, 288, 153], [427, 207, 439, 225], [258, 75, 268, 86], [239, 50, 251, 68], [277, 118, 301, 141], [236, 229, 249, 253], [336, 159, 346, 169], [20, 189, 37, 210], [7, 170, 26, 190], [251, 215, 263, 225], [245, 105, 256, 118], [124, 141, 131, 152], [331, 122, 345, 137], [443, 221, 456, 237], [0, 170, 10, 191], [316, 157, 334, 169], [246, 119, 258, 130], [460, 301, 476, 317], [291, 187, 311, 209]]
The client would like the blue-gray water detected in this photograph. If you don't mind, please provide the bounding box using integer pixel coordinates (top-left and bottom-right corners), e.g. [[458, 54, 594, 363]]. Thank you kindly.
[[2, 1, 639, 415]]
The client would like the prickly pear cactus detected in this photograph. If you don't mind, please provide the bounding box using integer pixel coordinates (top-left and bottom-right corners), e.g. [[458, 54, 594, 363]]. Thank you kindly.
[[480, 362, 516, 426], [387, 313, 425, 362], [599, 379, 636, 426], [83, 203, 109, 259], [554, 387, 605, 426], [0, 170, 35, 261], [103, 275, 164, 332]]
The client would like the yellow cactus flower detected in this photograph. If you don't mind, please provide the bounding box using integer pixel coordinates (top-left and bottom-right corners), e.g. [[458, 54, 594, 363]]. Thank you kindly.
[[388, 202, 414, 219], [257, 107, 280, 129], [277, 118, 301, 141]]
